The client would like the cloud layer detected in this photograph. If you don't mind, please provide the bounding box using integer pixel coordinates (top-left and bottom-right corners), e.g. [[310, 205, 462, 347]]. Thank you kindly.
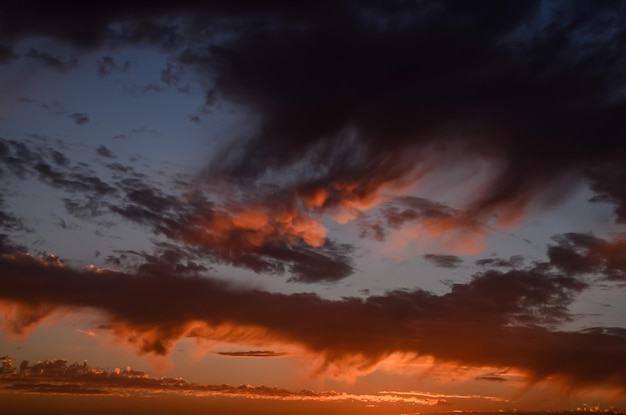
[[1, 233, 625, 391]]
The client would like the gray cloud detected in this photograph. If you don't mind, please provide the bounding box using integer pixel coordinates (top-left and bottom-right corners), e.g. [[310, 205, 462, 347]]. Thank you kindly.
[[424, 254, 463, 269], [68, 113, 90, 125], [24, 48, 78, 72], [96, 56, 129, 77]]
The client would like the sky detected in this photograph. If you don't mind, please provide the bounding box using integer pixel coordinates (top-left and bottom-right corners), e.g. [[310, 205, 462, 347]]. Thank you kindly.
[[1, 1, 626, 414]]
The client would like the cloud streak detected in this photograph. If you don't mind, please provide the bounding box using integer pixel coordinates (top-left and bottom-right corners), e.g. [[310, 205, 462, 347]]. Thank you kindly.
[[0, 357, 475, 406]]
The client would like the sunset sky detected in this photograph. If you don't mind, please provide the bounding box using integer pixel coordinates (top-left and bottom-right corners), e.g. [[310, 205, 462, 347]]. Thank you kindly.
[[1, 1, 626, 414]]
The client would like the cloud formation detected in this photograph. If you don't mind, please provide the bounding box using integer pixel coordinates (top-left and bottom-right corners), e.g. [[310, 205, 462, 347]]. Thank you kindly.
[[3, 2, 626, 282], [68, 113, 90, 125], [24, 49, 78, 72], [3, 2, 626, 228], [0, 356, 483, 406], [96, 56, 129, 78], [0, 235, 625, 391], [184, 1, 626, 228], [548, 232, 626, 282], [0, 138, 353, 282], [423, 254, 463, 269]]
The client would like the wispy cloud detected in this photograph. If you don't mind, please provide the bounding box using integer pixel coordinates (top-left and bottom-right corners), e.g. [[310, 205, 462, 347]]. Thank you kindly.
[[216, 350, 287, 358], [0, 357, 476, 406], [24, 49, 78, 72]]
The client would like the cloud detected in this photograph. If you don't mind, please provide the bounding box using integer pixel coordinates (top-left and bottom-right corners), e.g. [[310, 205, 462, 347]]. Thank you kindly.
[[216, 350, 287, 358], [140, 83, 165, 94], [68, 113, 90, 125], [475, 256, 525, 269], [1, 237, 625, 391], [0, 138, 44, 178], [424, 254, 462, 269], [548, 233, 626, 282], [24, 49, 78, 72], [182, 1, 625, 230], [0, 138, 117, 222], [96, 145, 115, 159], [96, 56, 129, 77], [3, 2, 626, 225], [110, 177, 355, 282], [161, 60, 183, 86], [0, 195, 27, 234], [3, 4, 626, 273], [475, 375, 507, 382], [0, 138, 355, 283], [0, 356, 464, 406], [359, 196, 488, 254]]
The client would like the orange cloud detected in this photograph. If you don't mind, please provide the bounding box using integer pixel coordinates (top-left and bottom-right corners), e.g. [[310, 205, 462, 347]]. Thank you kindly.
[[1, 246, 625, 394], [0, 356, 498, 407]]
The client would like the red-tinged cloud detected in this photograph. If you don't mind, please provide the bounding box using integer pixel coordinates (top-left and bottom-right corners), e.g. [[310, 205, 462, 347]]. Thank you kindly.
[[0, 137, 353, 283], [358, 196, 490, 255], [1, 239, 626, 392]]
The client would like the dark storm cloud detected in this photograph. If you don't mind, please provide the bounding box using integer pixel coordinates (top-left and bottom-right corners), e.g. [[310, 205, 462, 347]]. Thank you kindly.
[[1, 240, 625, 391], [3, 2, 626, 227], [192, 1, 626, 225], [424, 254, 462, 269], [68, 112, 90, 125], [0, 1, 328, 51]]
